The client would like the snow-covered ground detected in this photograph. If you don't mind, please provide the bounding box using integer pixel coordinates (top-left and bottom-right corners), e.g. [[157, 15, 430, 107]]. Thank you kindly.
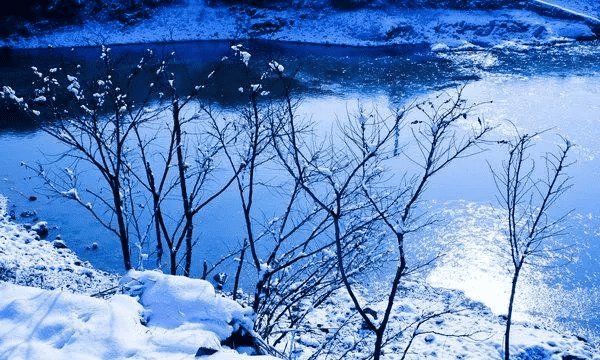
[[1, 0, 599, 49], [0, 195, 119, 294], [290, 281, 600, 360], [1, 194, 599, 359], [0, 195, 280, 360]]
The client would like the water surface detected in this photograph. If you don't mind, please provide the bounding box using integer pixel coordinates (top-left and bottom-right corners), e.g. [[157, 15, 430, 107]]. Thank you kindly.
[[1, 39, 600, 342]]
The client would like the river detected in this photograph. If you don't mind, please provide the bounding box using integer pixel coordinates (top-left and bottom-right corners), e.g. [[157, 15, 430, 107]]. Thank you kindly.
[[1, 39, 600, 343]]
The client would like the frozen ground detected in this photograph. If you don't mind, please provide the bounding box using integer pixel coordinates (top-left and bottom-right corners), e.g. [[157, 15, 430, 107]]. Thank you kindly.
[[0, 196, 119, 294], [1, 0, 599, 49], [1, 194, 599, 359]]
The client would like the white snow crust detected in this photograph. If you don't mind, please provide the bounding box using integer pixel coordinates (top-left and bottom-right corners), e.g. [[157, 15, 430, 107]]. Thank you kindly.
[[289, 282, 600, 360]]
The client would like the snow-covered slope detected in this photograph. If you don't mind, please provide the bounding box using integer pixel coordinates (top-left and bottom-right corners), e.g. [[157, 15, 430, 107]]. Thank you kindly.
[[0, 195, 118, 294], [0, 196, 279, 360], [1, 193, 599, 359], [1, 0, 599, 49], [291, 282, 600, 360], [0, 276, 281, 360]]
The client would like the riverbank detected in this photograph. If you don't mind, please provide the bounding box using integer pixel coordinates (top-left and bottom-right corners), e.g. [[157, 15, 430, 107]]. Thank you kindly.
[[1, 194, 599, 359], [1, 0, 599, 50], [0, 194, 281, 360]]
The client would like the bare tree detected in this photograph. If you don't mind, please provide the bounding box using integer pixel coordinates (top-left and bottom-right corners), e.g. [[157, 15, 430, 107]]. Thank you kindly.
[[272, 85, 490, 360], [491, 133, 573, 360], [359, 89, 491, 359], [6, 47, 242, 275], [125, 52, 244, 276], [12, 46, 165, 271], [202, 54, 349, 346]]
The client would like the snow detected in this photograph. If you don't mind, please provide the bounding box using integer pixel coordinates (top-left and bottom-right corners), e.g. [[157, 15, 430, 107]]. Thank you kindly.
[[0, 277, 277, 359], [288, 281, 600, 360], [0, 193, 599, 359], [0, 199, 118, 294], [0, 279, 280, 360], [269, 61, 284, 73], [240, 51, 252, 67], [61, 188, 80, 201], [533, 0, 600, 23], [1, 1, 599, 49], [0, 195, 279, 360]]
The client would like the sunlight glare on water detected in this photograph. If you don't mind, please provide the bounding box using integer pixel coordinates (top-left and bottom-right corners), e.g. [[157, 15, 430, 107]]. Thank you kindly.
[[424, 74, 600, 342]]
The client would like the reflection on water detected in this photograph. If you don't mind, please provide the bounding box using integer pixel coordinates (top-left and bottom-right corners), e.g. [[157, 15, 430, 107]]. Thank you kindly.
[[426, 201, 600, 344], [421, 73, 600, 343]]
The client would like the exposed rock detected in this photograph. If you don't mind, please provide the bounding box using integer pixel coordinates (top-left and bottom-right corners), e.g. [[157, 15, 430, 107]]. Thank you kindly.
[[213, 272, 228, 291], [0, 266, 17, 282], [195, 347, 219, 357], [31, 221, 49, 237], [424, 334, 435, 343], [53, 239, 68, 249], [20, 210, 37, 218]]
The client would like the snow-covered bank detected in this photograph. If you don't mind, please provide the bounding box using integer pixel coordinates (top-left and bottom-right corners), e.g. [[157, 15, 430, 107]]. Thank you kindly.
[[0, 275, 280, 360], [0, 195, 119, 295], [0, 195, 280, 359], [1, 0, 599, 50], [1, 193, 599, 359], [291, 281, 600, 360]]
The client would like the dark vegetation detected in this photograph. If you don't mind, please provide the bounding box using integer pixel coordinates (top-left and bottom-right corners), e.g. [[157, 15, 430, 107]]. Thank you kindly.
[[1, 0, 181, 38]]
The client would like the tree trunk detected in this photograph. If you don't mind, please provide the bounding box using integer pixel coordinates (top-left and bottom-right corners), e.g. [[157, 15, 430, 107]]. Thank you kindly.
[[173, 99, 194, 277], [184, 224, 193, 277], [253, 277, 264, 313], [147, 163, 164, 269], [170, 250, 177, 275], [112, 181, 131, 271], [374, 329, 384, 360], [504, 265, 521, 360], [233, 242, 246, 301]]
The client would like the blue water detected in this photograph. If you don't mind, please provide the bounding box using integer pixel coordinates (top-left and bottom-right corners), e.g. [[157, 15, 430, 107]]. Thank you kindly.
[[1, 39, 600, 343]]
